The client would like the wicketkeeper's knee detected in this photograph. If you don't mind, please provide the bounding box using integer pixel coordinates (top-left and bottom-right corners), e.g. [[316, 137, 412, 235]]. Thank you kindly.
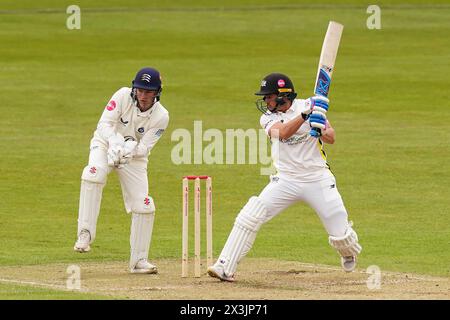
[[81, 165, 108, 184], [131, 195, 155, 214]]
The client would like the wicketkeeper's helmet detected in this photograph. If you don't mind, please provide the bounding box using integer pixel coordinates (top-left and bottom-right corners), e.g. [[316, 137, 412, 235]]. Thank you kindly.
[[131, 67, 163, 101]]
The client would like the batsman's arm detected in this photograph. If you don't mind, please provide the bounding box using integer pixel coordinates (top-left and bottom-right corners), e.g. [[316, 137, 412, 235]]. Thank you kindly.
[[268, 115, 307, 140], [320, 121, 335, 144]]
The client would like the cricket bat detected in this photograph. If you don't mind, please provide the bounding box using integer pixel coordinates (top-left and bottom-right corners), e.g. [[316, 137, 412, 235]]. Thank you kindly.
[[310, 21, 344, 137]]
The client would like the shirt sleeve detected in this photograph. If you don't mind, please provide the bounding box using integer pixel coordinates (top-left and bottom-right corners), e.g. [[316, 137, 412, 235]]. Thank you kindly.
[[134, 112, 170, 158], [260, 114, 277, 136], [96, 88, 128, 142]]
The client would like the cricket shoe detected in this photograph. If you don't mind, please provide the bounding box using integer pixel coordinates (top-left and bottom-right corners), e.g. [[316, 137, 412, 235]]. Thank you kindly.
[[207, 264, 235, 282], [130, 259, 158, 274], [74, 229, 91, 253], [341, 256, 357, 272]]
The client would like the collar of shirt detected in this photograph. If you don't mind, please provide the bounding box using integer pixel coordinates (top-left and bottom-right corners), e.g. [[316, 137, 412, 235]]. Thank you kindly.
[[136, 102, 158, 118]]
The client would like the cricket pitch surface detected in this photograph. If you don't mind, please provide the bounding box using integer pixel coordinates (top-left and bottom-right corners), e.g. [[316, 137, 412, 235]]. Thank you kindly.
[[0, 258, 448, 299]]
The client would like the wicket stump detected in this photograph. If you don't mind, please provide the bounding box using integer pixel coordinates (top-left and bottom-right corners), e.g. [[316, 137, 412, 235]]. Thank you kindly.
[[182, 176, 213, 277]]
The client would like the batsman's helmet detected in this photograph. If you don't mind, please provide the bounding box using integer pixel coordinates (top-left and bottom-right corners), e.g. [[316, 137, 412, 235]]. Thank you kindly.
[[255, 73, 297, 114], [131, 67, 163, 101]]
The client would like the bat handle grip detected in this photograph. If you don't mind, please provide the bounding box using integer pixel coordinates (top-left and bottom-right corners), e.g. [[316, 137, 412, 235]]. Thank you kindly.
[[310, 127, 322, 138]]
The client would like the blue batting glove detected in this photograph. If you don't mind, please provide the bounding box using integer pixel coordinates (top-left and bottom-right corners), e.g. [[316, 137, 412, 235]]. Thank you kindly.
[[309, 112, 327, 137], [311, 95, 329, 114], [309, 112, 327, 130]]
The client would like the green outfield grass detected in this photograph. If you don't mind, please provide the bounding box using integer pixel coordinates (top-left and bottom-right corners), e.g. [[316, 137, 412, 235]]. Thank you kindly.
[[0, 283, 114, 299], [0, 0, 449, 299]]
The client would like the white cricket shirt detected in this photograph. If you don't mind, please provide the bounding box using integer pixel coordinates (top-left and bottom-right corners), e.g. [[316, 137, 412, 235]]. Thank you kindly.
[[260, 99, 331, 181], [91, 87, 169, 158]]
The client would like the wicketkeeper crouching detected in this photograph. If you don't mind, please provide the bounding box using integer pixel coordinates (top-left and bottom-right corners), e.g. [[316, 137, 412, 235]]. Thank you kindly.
[[74, 67, 169, 274]]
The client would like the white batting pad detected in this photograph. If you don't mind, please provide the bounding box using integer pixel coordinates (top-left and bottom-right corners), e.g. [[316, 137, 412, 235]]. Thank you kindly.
[[77, 166, 107, 242], [329, 224, 362, 257], [129, 212, 155, 269], [217, 196, 267, 276]]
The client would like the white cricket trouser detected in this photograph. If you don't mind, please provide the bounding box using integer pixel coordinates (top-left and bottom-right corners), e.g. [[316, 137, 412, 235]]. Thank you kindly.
[[215, 170, 351, 276], [258, 172, 349, 237]]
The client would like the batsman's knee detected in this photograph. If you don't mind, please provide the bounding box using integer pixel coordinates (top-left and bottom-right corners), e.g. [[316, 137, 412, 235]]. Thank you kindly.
[[235, 196, 268, 232], [328, 222, 362, 257], [81, 165, 107, 184], [131, 195, 155, 214]]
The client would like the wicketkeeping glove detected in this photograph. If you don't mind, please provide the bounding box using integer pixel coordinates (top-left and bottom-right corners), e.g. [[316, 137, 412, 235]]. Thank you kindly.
[[107, 133, 125, 168], [117, 140, 138, 168]]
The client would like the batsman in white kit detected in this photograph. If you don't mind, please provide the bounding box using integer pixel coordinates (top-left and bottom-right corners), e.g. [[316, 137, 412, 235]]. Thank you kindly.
[[74, 67, 169, 274], [208, 73, 362, 282]]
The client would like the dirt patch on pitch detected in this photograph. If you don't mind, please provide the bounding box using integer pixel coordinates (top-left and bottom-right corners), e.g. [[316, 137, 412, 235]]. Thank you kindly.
[[0, 258, 448, 299]]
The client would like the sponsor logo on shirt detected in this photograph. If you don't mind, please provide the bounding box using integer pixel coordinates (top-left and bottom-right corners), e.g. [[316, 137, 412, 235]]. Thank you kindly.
[[120, 117, 129, 125], [106, 100, 116, 111], [282, 133, 309, 145]]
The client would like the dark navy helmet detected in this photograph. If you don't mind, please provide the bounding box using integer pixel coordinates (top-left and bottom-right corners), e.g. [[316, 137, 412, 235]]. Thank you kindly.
[[132, 67, 163, 101]]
